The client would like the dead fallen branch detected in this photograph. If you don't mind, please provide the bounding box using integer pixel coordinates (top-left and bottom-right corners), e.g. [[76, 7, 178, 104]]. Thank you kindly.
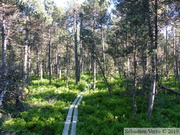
[[159, 85, 180, 96]]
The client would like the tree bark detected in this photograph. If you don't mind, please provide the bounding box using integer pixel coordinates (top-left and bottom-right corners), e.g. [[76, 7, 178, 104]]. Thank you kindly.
[[36, 45, 39, 75], [133, 33, 137, 119], [101, 25, 106, 76], [28, 45, 31, 78], [23, 16, 29, 81], [66, 42, 70, 87], [92, 13, 97, 90], [74, 0, 80, 84], [0, 82, 9, 107], [173, 27, 180, 82], [1, 7, 8, 74], [48, 28, 52, 84], [148, 0, 158, 118], [40, 62, 43, 80], [165, 25, 169, 79], [56, 54, 60, 80]]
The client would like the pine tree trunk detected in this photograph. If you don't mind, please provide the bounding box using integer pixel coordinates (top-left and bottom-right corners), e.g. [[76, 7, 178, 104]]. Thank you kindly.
[[79, 13, 84, 74], [101, 25, 106, 76], [23, 16, 29, 81], [133, 32, 137, 119], [28, 46, 31, 78], [36, 46, 39, 75], [148, 0, 158, 118], [93, 53, 97, 90], [66, 43, 69, 87], [173, 28, 180, 82], [44, 60, 46, 78], [1, 15, 8, 74], [165, 26, 169, 79], [40, 62, 43, 80], [92, 12, 96, 90], [48, 28, 52, 84], [74, 1, 79, 84], [56, 55, 59, 79], [24, 43, 28, 80], [79, 47, 83, 74], [127, 57, 131, 78]]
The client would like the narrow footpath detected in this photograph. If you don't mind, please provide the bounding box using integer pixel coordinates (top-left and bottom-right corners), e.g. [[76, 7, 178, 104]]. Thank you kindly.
[[62, 84, 91, 135]]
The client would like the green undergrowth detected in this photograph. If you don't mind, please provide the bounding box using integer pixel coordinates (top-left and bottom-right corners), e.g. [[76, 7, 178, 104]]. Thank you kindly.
[[1, 78, 84, 135], [1, 74, 179, 135], [162, 75, 180, 91], [77, 76, 180, 135]]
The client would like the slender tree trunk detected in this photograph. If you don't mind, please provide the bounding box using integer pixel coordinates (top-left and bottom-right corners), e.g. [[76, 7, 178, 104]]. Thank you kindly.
[[176, 46, 180, 83], [38, 46, 42, 80], [126, 32, 131, 78], [23, 16, 29, 81], [59, 69, 62, 78], [154, 0, 158, 92], [66, 43, 69, 87], [148, 0, 158, 118], [173, 27, 180, 82], [165, 25, 169, 79], [79, 46, 83, 74], [132, 31, 138, 118], [88, 52, 92, 73], [48, 28, 52, 84], [42, 59, 45, 78], [101, 25, 106, 76], [127, 57, 131, 78], [173, 27, 176, 81], [74, 0, 79, 84], [133, 49, 137, 119], [56, 54, 60, 79], [79, 13, 84, 74], [24, 43, 28, 80], [40, 62, 43, 80], [93, 58, 97, 90], [92, 14, 97, 90], [1, 8, 8, 106], [28, 46, 32, 78], [1, 11, 8, 74], [36, 46, 39, 75]]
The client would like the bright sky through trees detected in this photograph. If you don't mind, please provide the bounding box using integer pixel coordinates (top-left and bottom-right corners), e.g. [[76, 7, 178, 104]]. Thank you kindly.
[[53, 0, 85, 8], [53, 0, 114, 13]]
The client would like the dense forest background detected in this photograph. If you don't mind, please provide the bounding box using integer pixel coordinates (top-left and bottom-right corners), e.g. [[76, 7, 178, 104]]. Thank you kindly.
[[0, 0, 179, 134]]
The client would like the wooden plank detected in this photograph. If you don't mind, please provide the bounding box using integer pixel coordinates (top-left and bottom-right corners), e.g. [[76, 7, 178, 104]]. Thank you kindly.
[[62, 95, 81, 135], [65, 105, 73, 121], [76, 96, 83, 106], [71, 106, 78, 135], [62, 85, 88, 135], [62, 122, 71, 135], [62, 105, 74, 135], [72, 95, 80, 105], [70, 95, 83, 135]]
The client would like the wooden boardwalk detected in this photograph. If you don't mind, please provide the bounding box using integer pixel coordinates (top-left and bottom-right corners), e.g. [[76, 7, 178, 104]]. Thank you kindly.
[[62, 89, 85, 135]]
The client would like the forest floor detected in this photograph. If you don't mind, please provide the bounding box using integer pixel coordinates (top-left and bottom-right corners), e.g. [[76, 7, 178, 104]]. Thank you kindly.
[[0, 74, 180, 135]]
